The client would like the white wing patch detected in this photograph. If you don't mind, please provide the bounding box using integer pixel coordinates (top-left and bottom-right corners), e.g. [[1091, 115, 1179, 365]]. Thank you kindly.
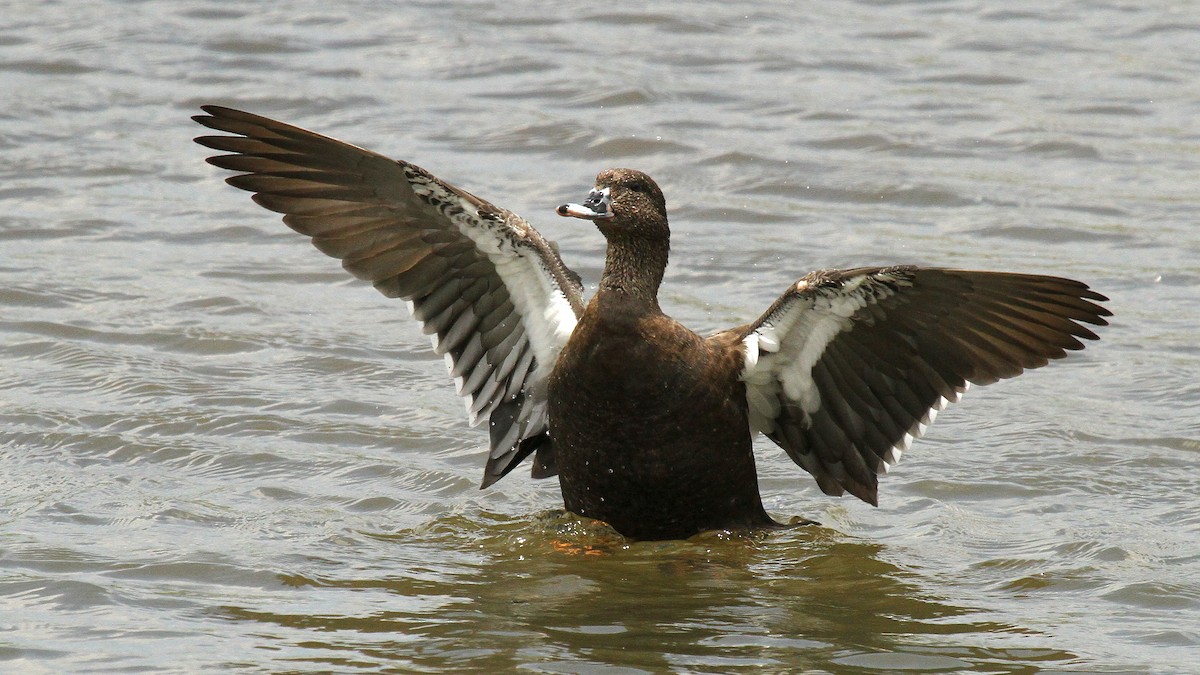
[[741, 270, 930, 460], [742, 275, 886, 433], [494, 256, 577, 376], [405, 170, 578, 426]]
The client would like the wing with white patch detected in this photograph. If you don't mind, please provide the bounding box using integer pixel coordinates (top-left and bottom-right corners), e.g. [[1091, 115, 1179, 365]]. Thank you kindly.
[[193, 105, 586, 487], [735, 266, 1110, 505]]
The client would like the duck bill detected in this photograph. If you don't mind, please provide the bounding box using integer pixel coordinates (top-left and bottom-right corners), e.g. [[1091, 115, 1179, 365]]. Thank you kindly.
[[557, 187, 613, 220]]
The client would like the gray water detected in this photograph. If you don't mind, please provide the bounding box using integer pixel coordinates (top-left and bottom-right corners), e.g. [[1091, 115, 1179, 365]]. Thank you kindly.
[[2, 1, 1198, 672]]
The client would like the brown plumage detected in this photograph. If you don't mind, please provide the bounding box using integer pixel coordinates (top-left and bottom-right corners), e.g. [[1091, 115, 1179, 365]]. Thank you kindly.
[[193, 106, 1111, 540]]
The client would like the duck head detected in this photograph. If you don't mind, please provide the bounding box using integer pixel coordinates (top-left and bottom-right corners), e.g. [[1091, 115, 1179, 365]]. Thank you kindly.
[[557, 168, 669, 242]]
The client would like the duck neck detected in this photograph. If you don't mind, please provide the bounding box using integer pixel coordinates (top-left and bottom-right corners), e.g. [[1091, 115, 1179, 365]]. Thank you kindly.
[[598, 235, 669, 311]]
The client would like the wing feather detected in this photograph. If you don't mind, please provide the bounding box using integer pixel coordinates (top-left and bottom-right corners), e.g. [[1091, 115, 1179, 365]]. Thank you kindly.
[[736, 266, 1109, 504], [193, 105, 586, 487]]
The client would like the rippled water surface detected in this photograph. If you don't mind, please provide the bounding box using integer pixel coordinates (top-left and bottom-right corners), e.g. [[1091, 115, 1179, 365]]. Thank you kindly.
[[3, 1, 1198, 672]]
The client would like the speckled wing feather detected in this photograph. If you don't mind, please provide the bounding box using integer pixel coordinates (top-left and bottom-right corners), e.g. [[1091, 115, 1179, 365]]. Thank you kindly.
[[731, 266, 1110, 505], [193, 105, 585, 487]]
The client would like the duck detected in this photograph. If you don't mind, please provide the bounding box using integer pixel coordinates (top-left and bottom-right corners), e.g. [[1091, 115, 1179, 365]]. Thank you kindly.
[[193, 106, 1111, 541]]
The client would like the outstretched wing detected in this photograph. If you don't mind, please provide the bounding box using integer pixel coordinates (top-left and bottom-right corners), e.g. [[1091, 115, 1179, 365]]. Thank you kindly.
[[193, 105, 585, 487], [731, 266, 1110, 504]]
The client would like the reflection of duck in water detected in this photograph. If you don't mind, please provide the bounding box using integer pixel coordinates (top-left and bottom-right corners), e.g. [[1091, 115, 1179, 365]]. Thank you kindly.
[[458, 522, 1065, 673], [194, 106, 1109, 540]]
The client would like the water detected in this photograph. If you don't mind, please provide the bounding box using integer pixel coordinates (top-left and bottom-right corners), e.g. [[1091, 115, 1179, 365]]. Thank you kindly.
[[2, 0, 1198, 672]]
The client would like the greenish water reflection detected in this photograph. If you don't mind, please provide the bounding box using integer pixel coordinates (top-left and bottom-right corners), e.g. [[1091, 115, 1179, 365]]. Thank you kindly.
[[220, 511, 1075, 672]]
